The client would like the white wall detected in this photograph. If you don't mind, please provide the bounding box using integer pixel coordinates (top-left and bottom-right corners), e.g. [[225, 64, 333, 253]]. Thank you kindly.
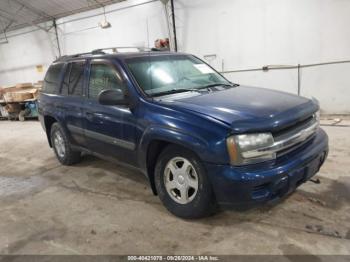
[[56, 0, 167, 55], [0, 0, 349, 114], [0, 0, 167, 86], [175, 0, 350, 114], [0, 24, 56, 87]]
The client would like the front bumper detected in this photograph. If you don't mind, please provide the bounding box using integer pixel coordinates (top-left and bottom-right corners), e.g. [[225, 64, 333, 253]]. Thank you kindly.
[[205, 128, 329, 208]]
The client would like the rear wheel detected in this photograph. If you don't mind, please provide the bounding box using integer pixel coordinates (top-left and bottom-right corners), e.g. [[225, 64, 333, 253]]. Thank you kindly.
[[155, 145, 216, 219], [50, 123, 81, 165]]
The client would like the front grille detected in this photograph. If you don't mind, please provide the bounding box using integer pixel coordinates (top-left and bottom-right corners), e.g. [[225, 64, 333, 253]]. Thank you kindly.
[[276, 137, 313, 157], [248, 113, 319, 160], [273, 114, 318, 156], [272, 114, 314, 137]]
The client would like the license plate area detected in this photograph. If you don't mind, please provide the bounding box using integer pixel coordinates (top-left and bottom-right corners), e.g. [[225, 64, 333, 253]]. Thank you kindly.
[[305, 156, 321, 180]]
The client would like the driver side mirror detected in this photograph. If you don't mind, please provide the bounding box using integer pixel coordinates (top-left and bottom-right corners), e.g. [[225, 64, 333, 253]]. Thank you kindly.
[[98, 89, 129, 106]]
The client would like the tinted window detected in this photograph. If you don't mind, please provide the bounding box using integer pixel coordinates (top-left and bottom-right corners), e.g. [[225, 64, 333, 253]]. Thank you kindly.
[[89, 63, 125, 99], [60, 63, 71, 95], [43, 63, 64, 94], [68, 62, 85, 96]]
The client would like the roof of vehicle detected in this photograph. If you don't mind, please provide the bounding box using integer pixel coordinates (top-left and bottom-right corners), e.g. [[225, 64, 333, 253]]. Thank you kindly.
[[53, 48, 188, 63]]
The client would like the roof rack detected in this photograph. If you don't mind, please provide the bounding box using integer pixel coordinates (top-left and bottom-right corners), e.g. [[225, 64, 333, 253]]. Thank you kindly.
[[54, 46, 153, 62], [92, 46, 152, 54], [54, 51, 98, 62]]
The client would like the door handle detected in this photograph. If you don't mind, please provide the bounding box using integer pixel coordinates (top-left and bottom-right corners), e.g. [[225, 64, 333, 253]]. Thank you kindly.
[[86, 112, 94, 120], [54, 103, 68, 110], [86, 112, 105, 123]]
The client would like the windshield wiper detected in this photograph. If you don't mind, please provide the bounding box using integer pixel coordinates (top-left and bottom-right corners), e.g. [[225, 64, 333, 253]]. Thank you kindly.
[[151, 83, 239, 97], [151, 88, 198, 97], [199, 83, 239, 90]]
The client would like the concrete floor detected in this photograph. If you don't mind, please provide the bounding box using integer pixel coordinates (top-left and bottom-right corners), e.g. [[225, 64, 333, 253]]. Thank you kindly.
[[0, 120, 349, 255]]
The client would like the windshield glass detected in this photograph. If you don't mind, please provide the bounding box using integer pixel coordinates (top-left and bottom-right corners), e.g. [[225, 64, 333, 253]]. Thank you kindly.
[[126, 54, 230, 96]]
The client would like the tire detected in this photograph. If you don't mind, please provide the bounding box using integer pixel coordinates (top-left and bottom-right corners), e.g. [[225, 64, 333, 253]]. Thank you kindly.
[[155, 145, 217, 219], [50, 122, 81, 165]]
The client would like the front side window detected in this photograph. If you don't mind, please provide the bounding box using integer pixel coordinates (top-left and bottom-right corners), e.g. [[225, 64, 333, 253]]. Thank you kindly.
[[88, 62, 125, 99], [126, 55, 230, 96], [43, 63, 64, 94]]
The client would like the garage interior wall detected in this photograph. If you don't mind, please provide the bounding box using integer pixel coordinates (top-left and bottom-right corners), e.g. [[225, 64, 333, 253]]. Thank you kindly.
[[0, 0, 167, 86], [0, 24, 56, 87], [175, 0, 350, 114], [0, 0, 349, 114]]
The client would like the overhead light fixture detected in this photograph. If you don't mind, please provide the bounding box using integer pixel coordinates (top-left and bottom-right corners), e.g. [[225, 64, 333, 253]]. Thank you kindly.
[[99, 20, 111, 29], [98, 6, 111, 29]]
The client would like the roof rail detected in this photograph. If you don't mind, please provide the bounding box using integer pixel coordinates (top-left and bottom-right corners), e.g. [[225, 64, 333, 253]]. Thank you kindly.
[[54, 51, 96, 62], [92, 46, 152, 53], [54, 46, 153, 62]]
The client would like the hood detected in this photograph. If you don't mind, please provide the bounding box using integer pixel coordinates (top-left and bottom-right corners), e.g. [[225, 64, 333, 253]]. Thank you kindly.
[[157, 86, 318, 133]]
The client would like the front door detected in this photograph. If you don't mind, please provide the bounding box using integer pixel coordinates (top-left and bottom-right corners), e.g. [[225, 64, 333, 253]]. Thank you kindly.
[[83, 59, 137, 165]]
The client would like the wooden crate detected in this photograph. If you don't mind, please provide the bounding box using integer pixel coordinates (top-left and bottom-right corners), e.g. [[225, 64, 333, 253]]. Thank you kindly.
[[2, 83, 34, 94], [4, 92, 29, 102], [3, 89, 37, 103]]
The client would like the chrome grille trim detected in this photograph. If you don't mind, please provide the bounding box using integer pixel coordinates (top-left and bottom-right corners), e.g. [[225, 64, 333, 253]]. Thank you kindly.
[[242, 117, 318, 158]]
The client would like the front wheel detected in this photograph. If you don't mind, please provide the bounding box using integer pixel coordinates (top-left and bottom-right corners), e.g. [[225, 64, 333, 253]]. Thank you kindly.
[[155, 145, 216, 219], [50, 123, 81, 165]]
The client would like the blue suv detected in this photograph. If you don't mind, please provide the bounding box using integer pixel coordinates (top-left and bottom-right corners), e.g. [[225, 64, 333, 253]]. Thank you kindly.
[[38, 48, 328, 218]]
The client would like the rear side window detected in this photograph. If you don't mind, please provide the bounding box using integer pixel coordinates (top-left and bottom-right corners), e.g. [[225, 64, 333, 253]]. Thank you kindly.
[[43, 63, 64, 94], [60, 63, 71, 95], [88, 63, 126, 99], [67, 62, 85, 96]]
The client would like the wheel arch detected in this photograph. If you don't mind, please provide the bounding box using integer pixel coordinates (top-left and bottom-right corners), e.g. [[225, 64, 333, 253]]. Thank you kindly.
[[44, 115, 58, 147], [141, 127, 209, 195]]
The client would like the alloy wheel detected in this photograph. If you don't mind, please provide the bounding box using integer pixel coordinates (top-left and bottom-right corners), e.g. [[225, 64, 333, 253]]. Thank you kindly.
[[164, 157, 199, 204], [53, 131, 66, 158]]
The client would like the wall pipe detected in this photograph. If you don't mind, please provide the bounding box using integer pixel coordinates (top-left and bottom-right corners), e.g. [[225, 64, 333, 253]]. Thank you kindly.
[[221, 60, 350, 74], [297, 64, 301, 96], [221, 60, 350, 96], [53, 19, 61, 57], [170, 0, 178, 52]]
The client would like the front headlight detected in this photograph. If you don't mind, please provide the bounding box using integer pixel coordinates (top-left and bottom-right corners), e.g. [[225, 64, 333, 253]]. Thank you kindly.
[[226, 133, 275, 165], [315, 110, 320, 125]]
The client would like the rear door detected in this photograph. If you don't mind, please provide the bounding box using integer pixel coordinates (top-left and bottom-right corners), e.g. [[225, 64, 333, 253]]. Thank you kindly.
[[83, 59, 138, 165], [39, 62, 65, 119], [61, 60, 87, 147]]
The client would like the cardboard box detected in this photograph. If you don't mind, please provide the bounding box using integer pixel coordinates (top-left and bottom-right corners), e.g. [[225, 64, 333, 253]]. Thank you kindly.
[[2, 84, 34, 94], [33, 83, 43, 90], [3, 89, 38, 102], [15, 83, 33, 89]]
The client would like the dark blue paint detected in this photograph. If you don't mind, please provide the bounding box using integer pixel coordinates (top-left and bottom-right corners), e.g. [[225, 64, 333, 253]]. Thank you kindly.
[[205, 129, 328, 207], [38, 52, 328, 207]]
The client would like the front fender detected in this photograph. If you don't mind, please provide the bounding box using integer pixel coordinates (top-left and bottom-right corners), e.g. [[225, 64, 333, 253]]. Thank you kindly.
[[138, 125, 210, 172]]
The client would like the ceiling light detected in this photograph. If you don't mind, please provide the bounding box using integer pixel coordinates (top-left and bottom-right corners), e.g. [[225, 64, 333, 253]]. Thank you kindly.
[[98, 6, 111, 29]]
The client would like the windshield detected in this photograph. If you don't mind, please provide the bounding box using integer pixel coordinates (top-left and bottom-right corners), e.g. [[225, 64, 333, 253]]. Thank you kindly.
[[126, 55, 231, 96]]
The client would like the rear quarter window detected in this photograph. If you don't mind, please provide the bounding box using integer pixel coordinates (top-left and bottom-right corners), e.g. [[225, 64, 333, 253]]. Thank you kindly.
[[43, 63, 64, 94]]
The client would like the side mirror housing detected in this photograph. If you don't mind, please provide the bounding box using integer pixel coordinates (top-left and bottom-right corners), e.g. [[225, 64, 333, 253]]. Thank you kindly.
[[98, 89, 129, 106]]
